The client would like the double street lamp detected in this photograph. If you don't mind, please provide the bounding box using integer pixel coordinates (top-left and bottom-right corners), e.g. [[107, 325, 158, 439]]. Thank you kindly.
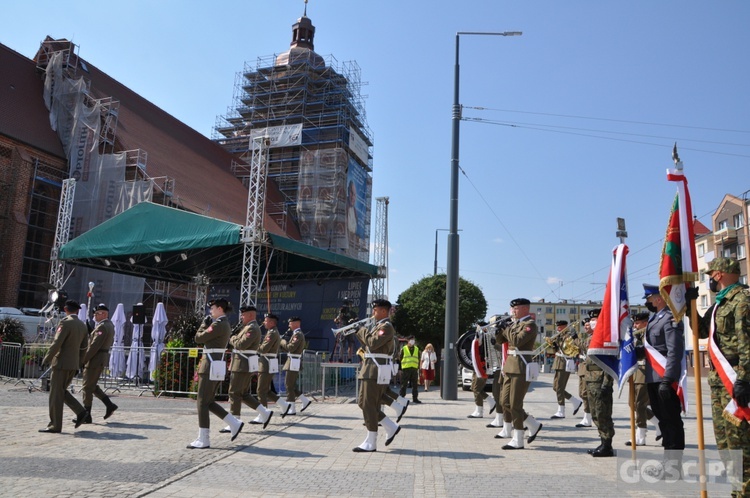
[[442, 30, 522, 400]]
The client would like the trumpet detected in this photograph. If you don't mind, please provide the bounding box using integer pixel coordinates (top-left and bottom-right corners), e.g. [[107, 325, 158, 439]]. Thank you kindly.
[[531, 323, 579, 359], [331, 317, 372, 337]]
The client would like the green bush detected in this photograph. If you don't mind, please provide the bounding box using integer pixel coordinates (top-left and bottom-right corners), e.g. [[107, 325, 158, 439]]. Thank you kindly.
[[0, 317, 26, 344]]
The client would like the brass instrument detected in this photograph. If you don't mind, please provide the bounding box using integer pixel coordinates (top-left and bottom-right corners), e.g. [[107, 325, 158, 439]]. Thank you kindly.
[[561, 336, 580, 357], [531, 323, 578, 359], [331, 317, 373, 337], [356, 347, 366, 361]]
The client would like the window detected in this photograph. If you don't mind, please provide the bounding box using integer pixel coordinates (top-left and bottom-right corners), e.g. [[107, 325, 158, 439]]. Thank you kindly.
[[699, 270, 706, 283], [546, 307, 553, 314], [739, 243, 746, 259], [740, 275, 747, 285], [557, 308, 567, 315], [698, 243, 705, 257], [701, 295, 708, 307], [718, 220, 728, 230], [733, 213, 744, 228], [723, 247, 732, 258]]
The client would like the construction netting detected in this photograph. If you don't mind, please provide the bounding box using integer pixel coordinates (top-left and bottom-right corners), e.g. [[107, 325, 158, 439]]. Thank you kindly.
[[43, 51, 147, 308]]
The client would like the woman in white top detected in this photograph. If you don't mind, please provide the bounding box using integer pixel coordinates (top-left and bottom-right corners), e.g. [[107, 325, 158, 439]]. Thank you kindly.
[[420, 343, 437, 391]]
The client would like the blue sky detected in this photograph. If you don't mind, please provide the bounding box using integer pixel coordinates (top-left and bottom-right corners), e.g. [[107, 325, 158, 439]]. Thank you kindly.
[[3, 1, 749, 316]]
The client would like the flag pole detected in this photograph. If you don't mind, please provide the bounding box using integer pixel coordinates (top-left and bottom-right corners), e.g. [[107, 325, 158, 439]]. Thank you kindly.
[[629, 378, 636, 460], [690, 294, 707, 497]]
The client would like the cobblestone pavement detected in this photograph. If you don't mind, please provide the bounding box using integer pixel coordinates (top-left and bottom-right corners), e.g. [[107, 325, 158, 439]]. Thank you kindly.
[[0, 373, 720, 497]]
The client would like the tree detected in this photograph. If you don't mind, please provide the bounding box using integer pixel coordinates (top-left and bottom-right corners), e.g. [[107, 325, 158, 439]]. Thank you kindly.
[[392, 274, 487, 355]]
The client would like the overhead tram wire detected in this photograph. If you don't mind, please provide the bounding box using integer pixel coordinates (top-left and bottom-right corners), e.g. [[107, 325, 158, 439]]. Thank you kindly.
[[461, 117, 750, 159], [463, 106, 750, 135]]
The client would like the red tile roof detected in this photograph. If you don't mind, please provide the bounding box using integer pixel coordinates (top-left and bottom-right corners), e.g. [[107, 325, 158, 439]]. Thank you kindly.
[[693, 218, 711, 236]]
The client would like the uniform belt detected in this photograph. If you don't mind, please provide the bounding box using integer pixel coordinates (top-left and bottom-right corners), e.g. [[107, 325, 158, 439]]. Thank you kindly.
[[508, 350, 534, 356], [725, 357, 739, 367], [262, 353, 277, 358], [203, 348, 226, 354], [365, 353, 392, 360], [235, 350, 258, 355], [288, 354, 303, 359]]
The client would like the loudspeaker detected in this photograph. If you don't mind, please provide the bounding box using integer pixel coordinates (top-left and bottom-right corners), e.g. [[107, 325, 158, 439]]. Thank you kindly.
[[132, 304, 146, 324]]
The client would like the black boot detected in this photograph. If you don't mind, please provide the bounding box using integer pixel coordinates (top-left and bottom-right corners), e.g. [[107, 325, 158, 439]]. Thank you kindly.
[[587, 437, 603, 455], [103, 401, 118, 420], [73, 407, 91, 428], [592, 438, 614, 457]]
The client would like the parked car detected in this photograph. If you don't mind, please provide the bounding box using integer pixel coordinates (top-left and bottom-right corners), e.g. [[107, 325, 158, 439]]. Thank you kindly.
[[0, 307, 45, 343], [461, 367, 493, 391]]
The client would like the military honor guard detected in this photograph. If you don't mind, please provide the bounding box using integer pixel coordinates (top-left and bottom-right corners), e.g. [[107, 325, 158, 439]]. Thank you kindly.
[[257, 313, 292, 416], [187, 299, 243, 449], [281, 316, 312, 415], [221, 305, 274, 432], [76, 303, 118, 424], [353, 298, 401, 452], [467, 321, 496, 419], [695, 257, 750, 497], [642, 284, 685, 452], [496, 298, 542, 449], [574, 317, 593, 428], [625, 311, 659, 446], [549, 320, 583, 419], [39, 300, 89, 433], [585, 308, 616, 457]]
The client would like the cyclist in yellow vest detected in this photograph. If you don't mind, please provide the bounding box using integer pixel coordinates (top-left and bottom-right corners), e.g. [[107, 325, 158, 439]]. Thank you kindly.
[[399, 336, 421, 403]]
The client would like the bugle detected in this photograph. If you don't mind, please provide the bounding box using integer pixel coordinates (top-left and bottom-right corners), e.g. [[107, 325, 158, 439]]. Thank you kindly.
[[331, 317, 372, 337]]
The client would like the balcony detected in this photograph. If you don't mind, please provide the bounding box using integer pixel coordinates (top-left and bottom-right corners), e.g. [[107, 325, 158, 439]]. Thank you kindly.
[[713, 226, 737, 245]]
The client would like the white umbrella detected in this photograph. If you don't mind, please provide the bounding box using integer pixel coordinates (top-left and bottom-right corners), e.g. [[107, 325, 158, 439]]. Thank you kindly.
[[149, 302, 168, 380], [125, 317, 144, 380], [109, 303, 127, 377]]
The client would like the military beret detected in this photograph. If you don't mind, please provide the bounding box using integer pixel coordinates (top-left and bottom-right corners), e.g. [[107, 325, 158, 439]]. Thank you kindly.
[[207, 298, 231, 311], [372, 299, 392, 309], [633, 311, 649, 321], [510, 298, 530, 307], [642, 284, 660, 299], [588, 308, 601, 319], [239, 305, 256, 313], [288, 316, 302, 322], [265, 313, 279, 321], [707, 257, 741, 275], [555, 320, 568, 326], [94, 303, 109, 312], [64, 299, 81, 311], [581, 317, 591, 325]]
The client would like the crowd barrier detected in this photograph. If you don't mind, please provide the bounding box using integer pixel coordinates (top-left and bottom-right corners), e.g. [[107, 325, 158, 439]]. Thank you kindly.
[[0, 342, 361, 400]]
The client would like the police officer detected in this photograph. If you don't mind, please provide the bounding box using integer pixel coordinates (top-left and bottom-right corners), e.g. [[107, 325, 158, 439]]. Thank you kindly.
[[695, 257, 750, 497], [550, 320, 583, 419], [77, 303, 118, 424], [257, 313, 292, 416], [353, 298, 401, 452], [642, 284, 685, 452], [39, 300, 89, 433], [625, 311, 658, 446], [399, 335, 421, 403], [574, 317, 593, 428], [585, 308, 616, 457], [281, 316, 311, 415], [187, 299, 243, 449], [221, 305, 274, 431], [496, 298, 542, 450]]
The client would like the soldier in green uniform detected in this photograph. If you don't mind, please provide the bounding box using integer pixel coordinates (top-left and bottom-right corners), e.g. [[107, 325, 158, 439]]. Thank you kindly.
[[221, 305, 274, 431], [281, 316, 311, 415], [625, 311, 658, 446], [187, 299, 243, 449], [695, 257, 750, 497], [39, 300, 89, 433], [353, 298, 401, 452], [77, 303, 118, 424], [497, 298, 542, 450], [574, 317, 593, 428], [550, 320, 583, 419], [467, 322, 496, 419], [584, 308, 616, 457], [486, 314, 508, 429], [257, 313, 292, 416]]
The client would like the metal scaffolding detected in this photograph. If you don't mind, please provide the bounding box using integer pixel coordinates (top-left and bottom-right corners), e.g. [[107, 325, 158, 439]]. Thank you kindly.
[[371, 196, 389, 300], [49, 178, 76, 291], [240, 136, 270, 307]]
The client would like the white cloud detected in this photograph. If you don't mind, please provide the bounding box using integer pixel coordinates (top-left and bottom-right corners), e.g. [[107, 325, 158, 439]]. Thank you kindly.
[[546, 276, 562, 285]]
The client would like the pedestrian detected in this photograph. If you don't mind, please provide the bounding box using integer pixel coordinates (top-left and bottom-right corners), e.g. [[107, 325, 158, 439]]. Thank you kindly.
[[222, 305, 274, 431], [76, 303, 118, 424], [187, 299, 243, 449], [695, 257, 750, 497], [281, 316, 312, 415], [420, 343, 437, 391], [39, 300, 89, 433], [399, 335, 421, 403]]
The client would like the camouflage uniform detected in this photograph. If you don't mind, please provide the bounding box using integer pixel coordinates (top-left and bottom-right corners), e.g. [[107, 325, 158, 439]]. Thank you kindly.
[[630, 326, 654, 428], [576, 331, 591, 416], [585, 358, 614, 440], [698, 283, 750, 498]]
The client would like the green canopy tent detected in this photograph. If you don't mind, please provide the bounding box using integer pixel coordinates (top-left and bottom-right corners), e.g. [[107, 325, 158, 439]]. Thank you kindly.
[[58, 202, 379, 284]]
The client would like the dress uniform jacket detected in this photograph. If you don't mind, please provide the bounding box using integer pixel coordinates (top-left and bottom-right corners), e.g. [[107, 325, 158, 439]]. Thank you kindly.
[[357, 318, 396, 380], [551, 330, 572, 371], [43, 315, 88, 370], [229, 321, 261, 372], [281, 329, 305, 370], [258, 327, 281, 372], [500, 316, 537, 375], [195, 316, 231, 374], [82, 319, 115, 368], [644, 307, 684, 383]]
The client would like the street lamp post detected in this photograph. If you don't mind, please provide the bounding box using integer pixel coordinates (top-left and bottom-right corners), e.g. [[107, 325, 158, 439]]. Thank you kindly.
[[443, 30, 521, 400]]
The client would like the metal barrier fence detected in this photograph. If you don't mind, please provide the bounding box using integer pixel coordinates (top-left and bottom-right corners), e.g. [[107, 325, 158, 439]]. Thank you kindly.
[[0, 342, 362, 400]]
